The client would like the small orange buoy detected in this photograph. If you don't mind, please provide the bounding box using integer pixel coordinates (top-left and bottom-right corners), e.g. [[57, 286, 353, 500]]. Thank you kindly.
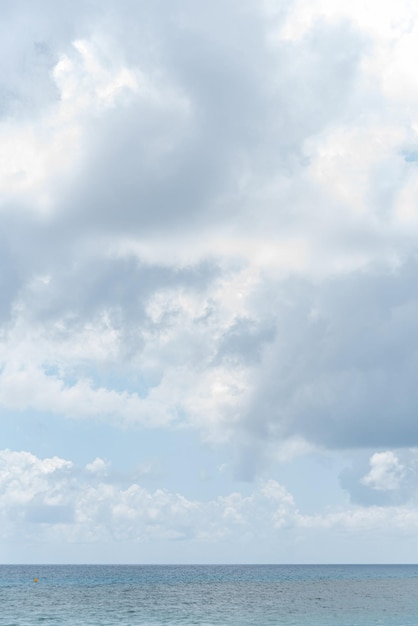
[[33, 578, 39, 583]]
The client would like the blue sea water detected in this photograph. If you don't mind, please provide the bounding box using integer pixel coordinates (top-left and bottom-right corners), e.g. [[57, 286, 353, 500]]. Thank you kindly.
[[1, 564, 418, 625]]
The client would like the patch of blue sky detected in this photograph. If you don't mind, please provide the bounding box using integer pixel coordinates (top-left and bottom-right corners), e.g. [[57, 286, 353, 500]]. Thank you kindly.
[[44, 362, 152, 397], [0, 408, 243, 500], [43, 364, 78, 389], [402, 149, 418, 163], [0, 395, 352, 510], [84, 367, 153, 397], [272, 453, 350, 514]]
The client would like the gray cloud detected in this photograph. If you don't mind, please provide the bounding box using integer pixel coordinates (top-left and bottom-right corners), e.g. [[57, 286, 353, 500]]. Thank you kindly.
[[25, 256, 218, 325], [215, 317, 276, 366], [237, 260, 418, 458], [48, 4, 366, 241]]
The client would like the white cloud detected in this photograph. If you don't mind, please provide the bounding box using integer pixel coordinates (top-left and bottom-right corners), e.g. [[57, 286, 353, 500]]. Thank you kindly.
[[0, 37, 141, 217], [0, 450, 299, 544], [361, 451, 405, 491], [280, 0, 415, 43], [85, 457, 109, 474], [3, 449, 418, 556]]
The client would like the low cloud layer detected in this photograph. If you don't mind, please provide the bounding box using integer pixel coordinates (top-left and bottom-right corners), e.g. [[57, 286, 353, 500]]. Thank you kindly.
[[3, 449, 418, 559]]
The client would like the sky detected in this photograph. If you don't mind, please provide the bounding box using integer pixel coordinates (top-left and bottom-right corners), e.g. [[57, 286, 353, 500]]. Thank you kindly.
[[1, 0, 418, 564]]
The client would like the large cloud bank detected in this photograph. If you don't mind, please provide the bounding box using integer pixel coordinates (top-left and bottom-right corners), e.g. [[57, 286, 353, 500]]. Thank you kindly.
[[1, 0, 418, 466]]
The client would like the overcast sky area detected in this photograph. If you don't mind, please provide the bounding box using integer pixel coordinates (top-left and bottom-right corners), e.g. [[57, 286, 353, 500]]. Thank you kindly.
[[2, 0, 418, 563]]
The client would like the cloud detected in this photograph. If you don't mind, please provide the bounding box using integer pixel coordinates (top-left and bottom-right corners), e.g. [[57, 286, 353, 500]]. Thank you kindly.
[[339, 448, 418, 507], [0, 449, 299, 544], [229, 260, 418, 472], [6, 250, 418, 464], [2, 0, 418, 472], [4, 448, 418, 557], [361, 451, 405, 491], [86, 457, 110, 474]]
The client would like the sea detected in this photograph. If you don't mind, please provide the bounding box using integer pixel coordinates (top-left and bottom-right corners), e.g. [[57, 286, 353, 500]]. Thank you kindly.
[[1, 564, 418, 626]]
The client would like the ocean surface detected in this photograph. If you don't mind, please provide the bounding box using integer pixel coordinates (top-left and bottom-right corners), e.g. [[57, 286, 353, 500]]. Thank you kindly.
[[1, 564, 418, 625]]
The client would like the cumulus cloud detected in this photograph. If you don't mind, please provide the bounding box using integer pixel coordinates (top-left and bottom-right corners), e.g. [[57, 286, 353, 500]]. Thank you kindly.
[[361, 451, 405, 491], [0, 450, 300, 544], [3, 449, 418, 557], [339, 448, 418, 507]]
